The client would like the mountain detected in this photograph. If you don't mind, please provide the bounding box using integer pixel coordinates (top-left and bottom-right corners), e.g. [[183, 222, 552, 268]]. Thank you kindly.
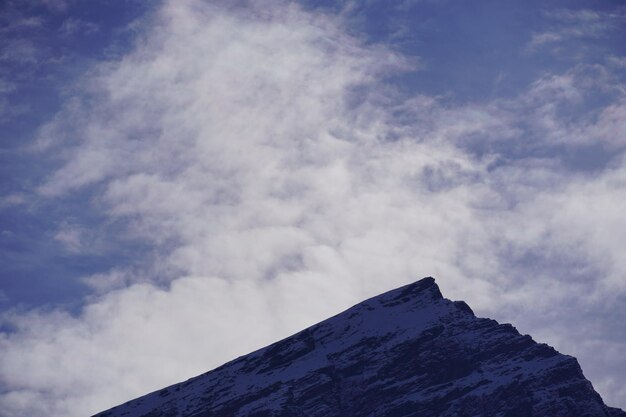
[[94, 277, 625, 417]]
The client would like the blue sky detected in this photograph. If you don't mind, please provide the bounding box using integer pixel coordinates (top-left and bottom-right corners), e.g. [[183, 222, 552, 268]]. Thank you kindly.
[[1, 0, 625, 416]]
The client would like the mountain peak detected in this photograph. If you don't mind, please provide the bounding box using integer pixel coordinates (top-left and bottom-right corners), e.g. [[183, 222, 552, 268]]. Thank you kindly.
[[352, 277, 442, 313], [381, 276, 443, 303], [95, 277, 624, 417]]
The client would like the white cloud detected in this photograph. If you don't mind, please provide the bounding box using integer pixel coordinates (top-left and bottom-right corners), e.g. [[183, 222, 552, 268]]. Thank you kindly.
[[0, 16, 43, 34], [0, 194, 26, 208], [59, 17, 99, 37], [1, 1, 626, 416], [53, 224, 83, 253], [0, 39, 39, 65], [526, 8, 625, 53]]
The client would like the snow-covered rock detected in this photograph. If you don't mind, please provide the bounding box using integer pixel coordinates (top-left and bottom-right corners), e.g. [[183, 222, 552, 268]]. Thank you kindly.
[[94, 277, 625, 417]]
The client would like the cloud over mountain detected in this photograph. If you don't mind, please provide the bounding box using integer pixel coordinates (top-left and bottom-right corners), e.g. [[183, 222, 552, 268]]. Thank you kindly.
[[0, 1, 625, 416]]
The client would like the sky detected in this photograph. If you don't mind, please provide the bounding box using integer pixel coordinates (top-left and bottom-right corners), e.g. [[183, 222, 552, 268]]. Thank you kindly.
[[0, 0, 625, 416]]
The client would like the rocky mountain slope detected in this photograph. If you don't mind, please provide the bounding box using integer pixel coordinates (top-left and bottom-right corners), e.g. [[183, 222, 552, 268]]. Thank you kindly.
[[95, 277, 625, 417]]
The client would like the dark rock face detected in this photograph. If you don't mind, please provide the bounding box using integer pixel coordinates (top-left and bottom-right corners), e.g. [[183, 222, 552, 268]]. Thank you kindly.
[[94, 277, 625, 417]]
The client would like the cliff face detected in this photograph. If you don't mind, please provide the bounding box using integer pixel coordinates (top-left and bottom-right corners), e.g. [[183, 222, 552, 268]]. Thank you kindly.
[[95, 277, 625, 417]]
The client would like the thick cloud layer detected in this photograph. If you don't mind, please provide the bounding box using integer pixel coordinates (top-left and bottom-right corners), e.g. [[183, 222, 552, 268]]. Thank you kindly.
[[1, 1, 625, 416]]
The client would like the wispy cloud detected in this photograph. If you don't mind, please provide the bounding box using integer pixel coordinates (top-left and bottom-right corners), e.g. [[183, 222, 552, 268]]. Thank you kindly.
[[53, 224, 83, 253], [59, 17, 99, 37], [1, 1, 625, 416], [526, 8, 625, 52]]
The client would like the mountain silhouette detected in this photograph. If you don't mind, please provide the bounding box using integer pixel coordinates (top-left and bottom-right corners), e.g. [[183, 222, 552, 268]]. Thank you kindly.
[[95, 277, 625, 417]]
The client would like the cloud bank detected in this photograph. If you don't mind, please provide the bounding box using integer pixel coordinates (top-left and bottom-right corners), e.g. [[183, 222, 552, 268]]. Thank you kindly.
[[1, 1, 625, 416]]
